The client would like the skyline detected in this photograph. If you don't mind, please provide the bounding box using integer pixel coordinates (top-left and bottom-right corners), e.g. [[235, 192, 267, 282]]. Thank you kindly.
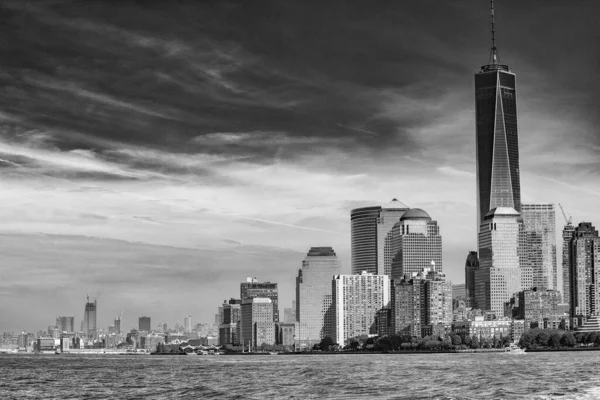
[[1, 0, 599, 332]]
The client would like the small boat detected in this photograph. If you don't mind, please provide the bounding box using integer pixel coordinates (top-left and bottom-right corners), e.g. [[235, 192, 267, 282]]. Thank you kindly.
[[268, 352, 278, 355], [504, 343, 526, 354]]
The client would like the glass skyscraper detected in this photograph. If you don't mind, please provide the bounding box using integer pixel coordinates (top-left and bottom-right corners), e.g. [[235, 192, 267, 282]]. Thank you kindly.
[[83, 296, 97, 338], [475, 53, 521, 237], [521, 204, 558, 291]]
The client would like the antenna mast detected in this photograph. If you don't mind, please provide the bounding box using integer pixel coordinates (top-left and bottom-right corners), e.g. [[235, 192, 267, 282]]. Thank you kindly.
[[489, 0, 499, 65]]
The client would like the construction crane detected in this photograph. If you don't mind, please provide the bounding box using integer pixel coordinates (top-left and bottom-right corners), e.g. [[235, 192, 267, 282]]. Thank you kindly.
[[558, 203, 572, 225]]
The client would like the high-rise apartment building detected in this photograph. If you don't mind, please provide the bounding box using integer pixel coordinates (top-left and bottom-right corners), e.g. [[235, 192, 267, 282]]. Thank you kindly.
[[139, 316, 151, 332], [476, 207, 522, 315], [240, 278, 279, 322], [240, 298, 276, 348], [184, 316, 192, 334], [465, 251, 479, 308], [394, 268, 452, 338], [520, 204, 557, 291], [56, 316, 75, 333], [389, 208, 442, 281], [350, 199, 409, 275], [332, 272, 389, 346], [475, 21, 521, 239], [509, 288, 563, 329], [562, 222, 576, 304], [83, 296, 97, 338], [569, 222, 600, 318], [295, 247, 341, 347]]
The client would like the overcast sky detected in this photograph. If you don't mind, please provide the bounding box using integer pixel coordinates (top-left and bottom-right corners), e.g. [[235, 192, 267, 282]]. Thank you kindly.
[[0, 0, 598, 333]]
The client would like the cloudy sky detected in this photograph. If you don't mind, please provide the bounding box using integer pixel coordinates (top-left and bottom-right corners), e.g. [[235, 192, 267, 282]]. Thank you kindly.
[[0, 0, 598, 333]]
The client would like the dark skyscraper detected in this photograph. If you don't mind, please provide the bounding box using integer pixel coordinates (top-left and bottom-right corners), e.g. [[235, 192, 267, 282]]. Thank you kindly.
[[83, 296, 97, 338], [475, 3, 521, 236]]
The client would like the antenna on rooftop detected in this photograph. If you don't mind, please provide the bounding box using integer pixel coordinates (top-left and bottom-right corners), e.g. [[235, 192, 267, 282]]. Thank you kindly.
[[489, 0, 500, 65]]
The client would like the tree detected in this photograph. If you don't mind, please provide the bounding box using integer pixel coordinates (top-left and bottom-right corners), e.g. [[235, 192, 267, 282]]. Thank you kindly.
[[349, 340, 359, 350], [471, 335, 480, 349], [319, 336, 334, 351], [561, 332, 576, 347], [501, 336, 511, 347], [536, 331, 550, 347], [588, 332, 598, 346], [595, 333, 600, 347], [462, 334, 472, 346], [451, 335, 462, 346], [519, 332, 534, 349], [549, 333, 561, 348], [574, 332, 585, 344]]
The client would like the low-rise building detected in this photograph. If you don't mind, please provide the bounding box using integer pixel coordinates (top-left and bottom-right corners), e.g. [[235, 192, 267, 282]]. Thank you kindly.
[[451, 316, 512, 340]]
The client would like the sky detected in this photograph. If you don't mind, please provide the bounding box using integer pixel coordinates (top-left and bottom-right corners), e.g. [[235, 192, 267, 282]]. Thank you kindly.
[[0, 0, 599, 333]]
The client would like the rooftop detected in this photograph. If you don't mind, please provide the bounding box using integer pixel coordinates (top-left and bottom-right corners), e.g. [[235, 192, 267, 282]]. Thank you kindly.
[[400, 208, 430, 221]]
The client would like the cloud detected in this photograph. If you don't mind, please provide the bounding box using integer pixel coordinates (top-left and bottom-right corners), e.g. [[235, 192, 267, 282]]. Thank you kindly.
[[437, 166, 475, 178]]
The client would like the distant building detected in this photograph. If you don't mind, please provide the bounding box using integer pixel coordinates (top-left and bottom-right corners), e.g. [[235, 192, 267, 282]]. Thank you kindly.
[[240, 278, 279, 322], [452, 284, 466, 299], [562, 222, 576, 305], [452, 316, 512, 341], [508, 288, 562, 329], [389, 208, 442, 281], [56, 316, 75, 333], [465, 251, 479, 307], [521, 204, 557, 291], [219, 299, 242, 346], [184, 316, 192, 334], [333, 272, 389, 346], [296, 247, 341, 348], [374, 308, 394, 337], [114, 318, 121, 335], [476, 207, 522, 315], [569, 222, 600, 319], [278, 323, 295, 347], [83, 296, 97, 338], [350, 199, 409, 275], [139, 316, 151, 332], [283, 307, 295, 324], [240, 298, 276, 348]]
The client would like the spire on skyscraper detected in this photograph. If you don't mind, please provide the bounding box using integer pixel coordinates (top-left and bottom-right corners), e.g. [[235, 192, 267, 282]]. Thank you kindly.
[[489, 0, 499, 65]]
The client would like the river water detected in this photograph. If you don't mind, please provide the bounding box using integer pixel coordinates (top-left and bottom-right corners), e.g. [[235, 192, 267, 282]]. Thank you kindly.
[[0, 352, 598, 399]]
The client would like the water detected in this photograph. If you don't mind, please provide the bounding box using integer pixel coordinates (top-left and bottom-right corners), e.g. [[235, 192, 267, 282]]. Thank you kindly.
[[0, 352, 599, 399]]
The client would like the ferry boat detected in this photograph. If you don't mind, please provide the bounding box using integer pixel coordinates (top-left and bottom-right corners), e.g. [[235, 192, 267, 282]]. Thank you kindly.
[[504, 343, 526, 354]]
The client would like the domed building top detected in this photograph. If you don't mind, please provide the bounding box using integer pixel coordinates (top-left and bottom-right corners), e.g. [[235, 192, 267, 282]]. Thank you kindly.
[[400, 208, 431, 221], [384, 198, 409, 210]]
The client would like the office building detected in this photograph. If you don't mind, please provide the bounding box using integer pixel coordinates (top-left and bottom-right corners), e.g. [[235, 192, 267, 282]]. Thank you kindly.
[[295, 247, 341, 347], [465, 251, 479, 307], [562, 222, 576, 305], [139, 316, 151, 332], [114, 317, 121, 334], [240, 298, 276, 348], [389, 208, 442, 281], [476, 207, 522, 315], [283, 307, 295, 324], [56, 316, 75, 333], [452, 284, 466, 300], [240, 278, 279, 322], [219, 299, 242, 346], [278, 323, 295, 347], [452, 316, 513, 341], [184, 316, 192, 334], [83, 296, 97, 338], [569, 222, 600, 319], [509, 288, 563, 329], [350, 199, 409, 275], [475, 21, 521, 239], [521, 204, 557, 291], [332, 272, 389, 346]]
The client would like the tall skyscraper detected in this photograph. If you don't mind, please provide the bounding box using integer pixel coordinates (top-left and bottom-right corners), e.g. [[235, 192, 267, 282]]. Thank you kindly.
[[219, 299, 242, 346], [332, 272, 389, 346], [562, 221, 576, 304], [83, 296, 97, 338], [139, 316, 151, 332], [521, 204, 557, 291], [569, 222, 600, 318], [389, 208, 442, 281], [56, 316, 75, 333], [184, 316, 192, 334], [240, 298, 275, 348], [351, 199, 409, 275], [295, 247, 341, 347], [240, 278, 279, 322], [465, 251, 479, 308], [476, 207, 522, 315], [475, 3, 521, 238]]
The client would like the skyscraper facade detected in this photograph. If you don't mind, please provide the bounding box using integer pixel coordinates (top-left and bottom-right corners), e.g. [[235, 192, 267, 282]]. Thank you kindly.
[[240, 298, 275, 348], [562, 222, 576, 304], [351, 199, 409, 275], [465, 251, 479, 308], [332, 272, 389, 346], [521, 204, 557, 291], [240, 278, 279, 322], [184, 316, 192, 334], [295, 247, 341, 347], [83, 296, 97, 338], [476, 207, 522, 315], [475, 37, 521, 238], [389, 208, 442, 281], [56, 316, 75, 333], [139, 316, 151, 332], [569, 222, 600, 318], [219, 299, 242, 346]]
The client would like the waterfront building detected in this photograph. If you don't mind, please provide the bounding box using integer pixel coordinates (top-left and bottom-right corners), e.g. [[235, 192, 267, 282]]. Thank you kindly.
[[476, 207, 522, 315], [333, 272, 389, 346], [569, 222, 600, 319], [389, 208, 442, 281], [56, 316, 75, 333], [508, 288, 562, 329], [184, 316, 192, 334], [240, 278, 279, 322], [475, 27, 521, 239], [521, 204, 557, 291], [350, 199, 409, 275], [465, 251, 479, 308], [139, 316, 151, 332], [393, 268, 452, 338], [240, 298, 276, 348], [374, 308, 394, 337], [562, 222, 576, 305], [219, 299, 242, 346], [295, 247, 341, 348], [83, 296, 97, 338], [451, 316, 512, 341], [278, 323, 295, 347]]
